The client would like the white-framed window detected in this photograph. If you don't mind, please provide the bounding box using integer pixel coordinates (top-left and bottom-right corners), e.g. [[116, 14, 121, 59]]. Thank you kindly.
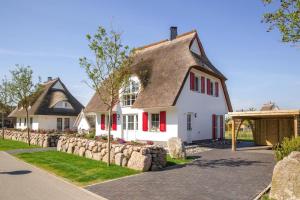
[[30, 117, 33, 128], [151, 113, 160, 131], [187, 114, 192, 131], [210, 82, 214, 96], [19, 118, 21, 126], [57, 118, 62, 131], [64, 118, 70, 130], [24, 118, 27, 126], [122, 114, 138, 130], [54, 101, 73, 109], [195, 76, 199, 92], [121, 80, 140, 107]]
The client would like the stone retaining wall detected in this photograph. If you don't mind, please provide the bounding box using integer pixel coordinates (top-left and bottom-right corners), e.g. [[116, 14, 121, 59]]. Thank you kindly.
[[57, 136, 167, 171], [1, 130, 60, 147]]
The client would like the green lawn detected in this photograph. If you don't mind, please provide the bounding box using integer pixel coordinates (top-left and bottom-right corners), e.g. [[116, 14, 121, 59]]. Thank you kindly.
[[225, 130, 254, 142], [0, 139, 39, 151], [16, 151, 140, 186], [166, 154, 194, 166]]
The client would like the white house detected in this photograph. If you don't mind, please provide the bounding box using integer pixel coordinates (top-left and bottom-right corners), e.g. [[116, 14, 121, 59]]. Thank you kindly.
[[9, 77, 84, 131], [84, 27, 232, 143]]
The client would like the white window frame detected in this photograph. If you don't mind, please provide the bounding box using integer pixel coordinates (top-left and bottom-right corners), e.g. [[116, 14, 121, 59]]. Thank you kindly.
[[195, 76, 200, 92], [150, 113, 160, 131], [187, 113, 192, 131], [210, 81, 214, 96], [122, 114, 138, 130], [121, 80, 140, 107]]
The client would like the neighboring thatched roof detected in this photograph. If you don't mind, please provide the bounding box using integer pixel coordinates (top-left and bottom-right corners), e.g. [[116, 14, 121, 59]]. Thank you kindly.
[[85, 30, 232, 112], [8, 78, 84, 117], [260, 102, 280, 111]]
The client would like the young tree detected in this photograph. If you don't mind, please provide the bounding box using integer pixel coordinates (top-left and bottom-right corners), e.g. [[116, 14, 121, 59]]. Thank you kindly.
[[9, 65, 41, 146], [80, 26, 133, 166], [0, 76, 12, 139], [262, 0, 300, 44]]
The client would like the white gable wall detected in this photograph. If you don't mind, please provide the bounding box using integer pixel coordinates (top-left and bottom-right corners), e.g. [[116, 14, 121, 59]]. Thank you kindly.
[[52, 81, 64, 90], [190, 39, 201, 56], [77, 115, 91, 131], [176, 69, 228, 142]]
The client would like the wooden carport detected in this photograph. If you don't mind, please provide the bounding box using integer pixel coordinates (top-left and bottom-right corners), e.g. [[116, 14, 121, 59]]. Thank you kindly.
[[228, 110, 300, 151]]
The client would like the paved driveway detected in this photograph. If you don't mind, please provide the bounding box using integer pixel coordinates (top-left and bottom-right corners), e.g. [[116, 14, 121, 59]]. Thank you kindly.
[[86, 149, 275, 200], [0, 151, 106, 200]]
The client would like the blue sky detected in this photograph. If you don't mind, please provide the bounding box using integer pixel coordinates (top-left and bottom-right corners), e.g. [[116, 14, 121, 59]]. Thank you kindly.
[[0, 0, 299, 110]]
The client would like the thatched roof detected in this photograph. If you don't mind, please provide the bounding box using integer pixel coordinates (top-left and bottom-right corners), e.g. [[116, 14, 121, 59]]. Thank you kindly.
[[260, 102, 279, 111], [85, 30, 232, 112], [8, 78, 84, 117]]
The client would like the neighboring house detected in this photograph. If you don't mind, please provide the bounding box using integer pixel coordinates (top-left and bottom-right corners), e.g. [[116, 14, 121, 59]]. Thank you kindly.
[[0, 103, 15, 128], [260, 102, 279, 111], [8, 77, 84, 131], [74, 110, 95, 133], [84, 27, 232, 143]]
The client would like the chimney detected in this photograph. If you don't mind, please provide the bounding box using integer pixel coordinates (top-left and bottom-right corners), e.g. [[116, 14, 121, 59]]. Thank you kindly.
[[47, 77, 52, 82], [170, 26, 178, 40]]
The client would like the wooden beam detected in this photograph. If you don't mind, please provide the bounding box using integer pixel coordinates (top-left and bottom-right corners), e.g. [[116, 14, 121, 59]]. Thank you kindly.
[[294, 116, 298, 138], [232, 118, 236, 151]]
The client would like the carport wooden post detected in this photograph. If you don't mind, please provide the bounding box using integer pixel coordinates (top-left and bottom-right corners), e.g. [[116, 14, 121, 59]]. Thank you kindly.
[[232, 118, 236, 151], [294, 115, 298, 138]]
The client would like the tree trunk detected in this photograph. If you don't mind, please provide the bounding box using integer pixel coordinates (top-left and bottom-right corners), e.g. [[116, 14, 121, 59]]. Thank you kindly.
[[107, 108, 112, 166], [26, 109, 31, 146], [1, 112, 4, 139]]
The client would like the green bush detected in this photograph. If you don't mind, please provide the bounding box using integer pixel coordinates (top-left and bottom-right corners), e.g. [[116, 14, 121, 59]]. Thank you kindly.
[[84, 131, 95, 139], [275, 137, 300, 161]]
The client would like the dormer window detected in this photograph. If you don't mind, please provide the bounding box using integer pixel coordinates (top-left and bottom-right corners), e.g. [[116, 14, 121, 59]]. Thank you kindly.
[[121, 79, 140, 107], [53, 101, 73, 109]]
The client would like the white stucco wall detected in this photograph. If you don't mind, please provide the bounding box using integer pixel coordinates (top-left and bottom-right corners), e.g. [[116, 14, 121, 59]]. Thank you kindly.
[[95, 106, 178, 142], [16, 116, 39, 130], [16, 115, 77, 131], [176, 69, 228, 142]]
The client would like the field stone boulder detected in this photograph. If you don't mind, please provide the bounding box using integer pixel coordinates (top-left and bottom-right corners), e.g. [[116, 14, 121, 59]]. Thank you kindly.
[[67, 143, 74, 154], [115, 153, 125, 166], [270, 151, 300, 200], [127, 151, 152, 171], [79, 147, 86, 157], [85, 150, 93, 159], [167, 137, 186, 159], [57, 140, 62, 151], [92, 152, 102, 161]]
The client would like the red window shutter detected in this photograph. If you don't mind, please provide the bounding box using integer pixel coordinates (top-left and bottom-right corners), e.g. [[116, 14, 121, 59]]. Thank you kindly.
[[207, 79, 211, 95], [112, 113, 117, 130], [212, 114, 216, 139], [160, 111, 166, 132], [142, 112, 148, 131], [220, 115, 224, 139], [101, 114, 105, 130], [201, 76, 205, 93], [190, 72, 195, 91], [215, 82, 219, 97]]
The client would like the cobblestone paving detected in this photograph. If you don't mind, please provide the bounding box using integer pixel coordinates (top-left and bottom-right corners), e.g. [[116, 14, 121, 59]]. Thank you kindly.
[[86, 148, 275, 200]]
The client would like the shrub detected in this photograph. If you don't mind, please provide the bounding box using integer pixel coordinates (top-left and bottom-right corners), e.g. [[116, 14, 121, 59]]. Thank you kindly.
[[274, 137, 300, 161], [84, 131, 96, 139]]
